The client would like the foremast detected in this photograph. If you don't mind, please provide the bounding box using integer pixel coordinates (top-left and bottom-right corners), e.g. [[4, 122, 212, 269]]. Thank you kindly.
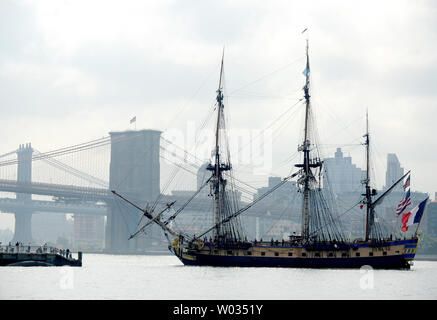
[[207, 50, 231, 243], [295, 39, 322, 242]]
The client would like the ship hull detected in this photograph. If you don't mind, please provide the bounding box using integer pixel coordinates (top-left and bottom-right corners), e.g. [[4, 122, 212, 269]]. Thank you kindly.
[[173, 238, 418, 269], [178, 253, 412, 269]]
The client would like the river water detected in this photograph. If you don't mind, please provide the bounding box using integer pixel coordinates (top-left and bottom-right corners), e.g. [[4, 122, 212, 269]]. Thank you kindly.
[[1, 254, 436, 300]]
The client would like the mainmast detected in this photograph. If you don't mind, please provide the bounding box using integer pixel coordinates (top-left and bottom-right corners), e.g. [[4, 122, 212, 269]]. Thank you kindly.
[[295, 39, 322, 242], [363, 111, 373, 241], [207, 49, 230, 242], [301, 39, 311, 241]]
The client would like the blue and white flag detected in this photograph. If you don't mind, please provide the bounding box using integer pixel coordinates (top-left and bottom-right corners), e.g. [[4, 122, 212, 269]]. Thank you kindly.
[[302, 65, 310, 77]]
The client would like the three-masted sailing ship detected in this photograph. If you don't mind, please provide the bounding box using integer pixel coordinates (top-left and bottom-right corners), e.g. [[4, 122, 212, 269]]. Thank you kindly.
[[113, 41, 428, 269]]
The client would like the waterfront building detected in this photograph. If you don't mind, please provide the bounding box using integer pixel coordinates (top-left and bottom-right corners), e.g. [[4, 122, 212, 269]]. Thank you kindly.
[[32, 212, 73, 245], [385, 153, 404, 192], [323, 148, 365, 196], [73, 214, 105, 251], [425, 201, 437, 237]]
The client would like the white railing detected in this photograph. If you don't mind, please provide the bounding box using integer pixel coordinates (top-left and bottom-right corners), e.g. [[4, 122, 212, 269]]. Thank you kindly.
[[0, 245, 74, 259]]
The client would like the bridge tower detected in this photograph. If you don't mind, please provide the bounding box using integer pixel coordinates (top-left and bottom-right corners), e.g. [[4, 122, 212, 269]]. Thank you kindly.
[[12, 143, 33, 244], [105, 129, 161, 253]]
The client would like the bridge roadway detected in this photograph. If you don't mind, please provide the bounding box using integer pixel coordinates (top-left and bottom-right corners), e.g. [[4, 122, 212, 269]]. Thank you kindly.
[[0, 179, 111, 202], [0, 178, 289, 218], [0, 178, 299, 252], [0, 198, 106, 216], [1, 136, 301, 253]]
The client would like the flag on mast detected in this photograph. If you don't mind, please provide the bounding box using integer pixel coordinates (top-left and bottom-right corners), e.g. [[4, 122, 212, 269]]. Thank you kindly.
[[401, 197, 429, 232], [396, 189, 411, 215], [130, 116, 136, 124], [395, 174, 411, 215], [403, 175, 410, 190]]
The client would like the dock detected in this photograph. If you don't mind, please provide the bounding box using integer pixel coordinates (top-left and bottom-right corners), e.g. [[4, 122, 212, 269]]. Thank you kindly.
[[0, 245, 82, 267]]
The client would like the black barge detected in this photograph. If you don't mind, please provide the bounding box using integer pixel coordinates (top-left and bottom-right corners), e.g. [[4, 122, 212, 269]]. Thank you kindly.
[[0, 245, 82, 267]]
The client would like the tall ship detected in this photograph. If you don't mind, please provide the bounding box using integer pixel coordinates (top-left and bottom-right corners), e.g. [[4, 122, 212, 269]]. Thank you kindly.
[[113, 40, 429, 269]]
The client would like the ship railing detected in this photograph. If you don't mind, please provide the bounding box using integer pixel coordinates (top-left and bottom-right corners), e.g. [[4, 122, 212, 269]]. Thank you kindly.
[[0, 245, 75, 258], [202, 240, 304, 248]]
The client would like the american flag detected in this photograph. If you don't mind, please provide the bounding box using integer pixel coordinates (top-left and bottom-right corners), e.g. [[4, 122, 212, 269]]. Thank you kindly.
[[403, 175, 410, 190], [396, 189, 411, 215]]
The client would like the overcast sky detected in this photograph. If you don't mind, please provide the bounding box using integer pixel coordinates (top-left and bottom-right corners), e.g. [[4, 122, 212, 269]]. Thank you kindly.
[[0, 0, 436, 230]]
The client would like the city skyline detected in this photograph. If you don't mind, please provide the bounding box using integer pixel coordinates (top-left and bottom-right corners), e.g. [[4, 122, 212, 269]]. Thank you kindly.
[[0, 144, 428, 235], [1, 1, 436, 232]]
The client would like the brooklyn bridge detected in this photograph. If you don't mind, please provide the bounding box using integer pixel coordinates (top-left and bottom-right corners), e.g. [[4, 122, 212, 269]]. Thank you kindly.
[[0, 130, 298, 254]]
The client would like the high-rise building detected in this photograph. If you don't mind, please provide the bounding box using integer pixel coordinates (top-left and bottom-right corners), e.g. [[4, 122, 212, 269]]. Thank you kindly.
[[425, 201, 437, 237], [197, 162, 210, 189], [73, 214, 105, 251], [255, 176, 297, 205], [323, 148, 365, 195], [32, 212, 73, 245], [385, 153, 404, 191]]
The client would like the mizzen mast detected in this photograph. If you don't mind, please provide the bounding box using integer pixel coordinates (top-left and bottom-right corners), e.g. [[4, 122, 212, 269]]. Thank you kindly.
[[362, 111, 411, 241]]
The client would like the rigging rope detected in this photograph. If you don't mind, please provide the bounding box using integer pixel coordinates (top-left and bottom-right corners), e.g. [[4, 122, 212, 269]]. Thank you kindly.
[[227, 55, 305, 96], [195, 171, 300, 240]]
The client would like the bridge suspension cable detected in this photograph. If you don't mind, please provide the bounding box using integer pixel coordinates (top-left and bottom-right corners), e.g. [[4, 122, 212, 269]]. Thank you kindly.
[[0, 150, 18, 159], [0, 136, 111, 168], [0, 130, 259, 202], [34, 149, 109, 187]]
